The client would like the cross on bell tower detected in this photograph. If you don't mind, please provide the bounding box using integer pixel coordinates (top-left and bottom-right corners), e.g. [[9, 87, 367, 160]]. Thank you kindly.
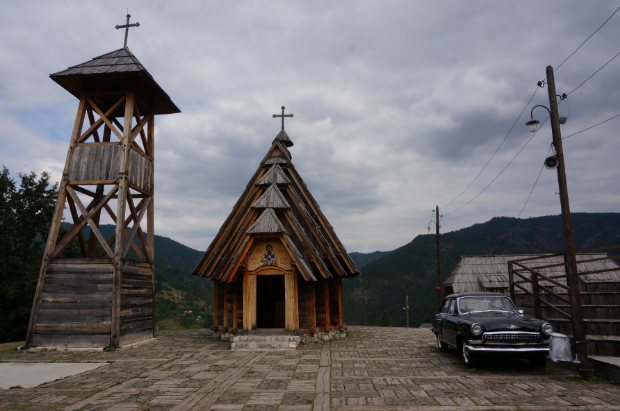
[[273, 106, 293, 131], [115, 13, 140, 48]]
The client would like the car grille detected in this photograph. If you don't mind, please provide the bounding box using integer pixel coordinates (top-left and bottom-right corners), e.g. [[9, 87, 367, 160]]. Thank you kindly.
[[483, 332, 540, 345]]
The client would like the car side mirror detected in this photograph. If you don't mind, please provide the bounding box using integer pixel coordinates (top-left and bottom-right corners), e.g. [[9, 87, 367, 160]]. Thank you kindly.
[[518, 309, 524, 314]]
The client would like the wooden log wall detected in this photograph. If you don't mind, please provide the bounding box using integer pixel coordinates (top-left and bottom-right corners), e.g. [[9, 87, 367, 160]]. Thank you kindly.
[[32, 259, 113, 348], [216, 282, 225, 327], [235, 276, 244, 329], [226, 283, 234, 328], [297, 275, 313, 330], [315, 281, 329, 330], [119, 261, 154, 346], [68, 144, 152, 192], [329, 278, 343, 328]]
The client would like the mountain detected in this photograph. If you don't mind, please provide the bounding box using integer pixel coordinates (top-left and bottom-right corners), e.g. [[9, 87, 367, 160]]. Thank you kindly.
[[349, 250, 394, 268], [342, 213, 620, 327]]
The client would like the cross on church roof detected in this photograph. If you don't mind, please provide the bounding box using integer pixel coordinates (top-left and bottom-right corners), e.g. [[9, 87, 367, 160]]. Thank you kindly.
[[272, 106, 293, 130], [115, 13, 140, 48]]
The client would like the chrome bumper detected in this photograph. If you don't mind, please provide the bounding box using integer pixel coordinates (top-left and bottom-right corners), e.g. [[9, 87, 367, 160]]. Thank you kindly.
[[465, 345, 549, 353]]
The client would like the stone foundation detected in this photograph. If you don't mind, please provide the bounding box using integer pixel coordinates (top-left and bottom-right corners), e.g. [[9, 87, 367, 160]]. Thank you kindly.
[[212, 329, 347, 342]]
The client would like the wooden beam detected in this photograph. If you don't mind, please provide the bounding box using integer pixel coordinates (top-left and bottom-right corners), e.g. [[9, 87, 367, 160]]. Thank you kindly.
[[324, 281, 330, 330], [49, 184, 118, 259], [214, 281, 219, 327], [87, 185, 104, 257], [232, 281, 238, 329], [71, 185, 98, 197], [111, 90, 135, 349], [85, 97, 124, 141], [120, 198, 151, 258], [337, 277, 343, 327], [222, 283, 228, 328], [100, 202, 145, 260], [79, 96, 125, 143], [310, 278, 316, 330], [65, 186, 115, 258], [86, 106, 101, 143], [127, 192, 149, 262], [65, 194, 88, 257]]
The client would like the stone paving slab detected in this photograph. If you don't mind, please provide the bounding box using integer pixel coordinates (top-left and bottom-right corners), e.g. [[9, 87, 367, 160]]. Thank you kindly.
[[0, 327, 619, 410]]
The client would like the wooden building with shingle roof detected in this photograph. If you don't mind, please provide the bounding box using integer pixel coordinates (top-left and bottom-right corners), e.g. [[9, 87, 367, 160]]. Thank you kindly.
[[192, 112, 359, 333]]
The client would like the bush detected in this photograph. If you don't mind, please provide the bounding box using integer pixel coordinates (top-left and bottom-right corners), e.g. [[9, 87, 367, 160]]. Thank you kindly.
[[376, 311, 395, 327]]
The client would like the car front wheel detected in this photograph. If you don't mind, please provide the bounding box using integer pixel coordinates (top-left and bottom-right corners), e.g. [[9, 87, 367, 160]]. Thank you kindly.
[[461, 342, 477, 368], [437, 332, 448, 353], [529, 353, 547, 368]]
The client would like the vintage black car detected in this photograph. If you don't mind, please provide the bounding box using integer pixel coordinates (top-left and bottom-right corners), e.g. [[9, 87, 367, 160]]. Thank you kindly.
[[432, 293, 553, 367]]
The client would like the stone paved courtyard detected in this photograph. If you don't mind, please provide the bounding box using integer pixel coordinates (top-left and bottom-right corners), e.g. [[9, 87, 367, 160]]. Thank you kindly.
[[1, 326, 620, 410]]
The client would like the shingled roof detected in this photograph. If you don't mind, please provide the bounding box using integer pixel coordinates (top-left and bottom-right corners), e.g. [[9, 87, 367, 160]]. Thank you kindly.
[[192, 128, 360, 283], [50, 47, 180, 115]]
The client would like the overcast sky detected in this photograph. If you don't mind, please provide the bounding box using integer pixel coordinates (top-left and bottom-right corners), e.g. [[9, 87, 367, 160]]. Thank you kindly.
[[1, 1, 619, 253]]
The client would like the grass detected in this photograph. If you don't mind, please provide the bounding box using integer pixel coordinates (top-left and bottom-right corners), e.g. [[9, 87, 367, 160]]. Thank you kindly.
[[0, 341, 25, 353]]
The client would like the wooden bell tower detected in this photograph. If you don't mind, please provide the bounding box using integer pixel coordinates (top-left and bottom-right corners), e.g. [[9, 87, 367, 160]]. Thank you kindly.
[[25, 18, 180, 349]]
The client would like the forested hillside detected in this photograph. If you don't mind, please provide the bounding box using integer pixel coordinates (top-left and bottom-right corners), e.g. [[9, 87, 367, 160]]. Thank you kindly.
[[342, 213, 620, 327]]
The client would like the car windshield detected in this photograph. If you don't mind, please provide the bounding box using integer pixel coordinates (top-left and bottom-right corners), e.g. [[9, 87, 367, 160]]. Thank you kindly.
[[458, 296, 516, 314]]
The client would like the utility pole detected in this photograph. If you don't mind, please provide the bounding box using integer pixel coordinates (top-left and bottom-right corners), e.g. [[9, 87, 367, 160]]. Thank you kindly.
[[404, 295, 409, 328], [435, 206, 442, 310], [546, 65, 590, 379]]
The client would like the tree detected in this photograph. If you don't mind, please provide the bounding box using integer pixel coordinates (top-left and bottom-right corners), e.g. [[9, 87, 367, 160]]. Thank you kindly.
[[376, 310, 395, 327], [0, 167, 59, 343]]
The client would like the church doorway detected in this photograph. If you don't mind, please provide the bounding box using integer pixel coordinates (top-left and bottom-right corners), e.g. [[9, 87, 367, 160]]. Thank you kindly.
[[256, 275, 285, 328]]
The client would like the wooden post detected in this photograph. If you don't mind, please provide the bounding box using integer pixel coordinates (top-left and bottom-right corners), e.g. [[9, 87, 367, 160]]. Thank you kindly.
[[508, 261, 515, 301], [546, 66, 590, 378], [111, 91, 134, 348], [436, 205, 442, 310], [285, 272, 296, 330], [222, 282, 228, 330], [213, 281, 219, 328], [324, 281, 331, 331], [338, 277, 344, 328], [532, 271, 542, 319], [25, 96, 87, 348], [405, 295, 409, 328], [243, 272, 256, 330], [148, 115, 155, 336], [310, 279, 316, 330], [232, 280, 238, 329]]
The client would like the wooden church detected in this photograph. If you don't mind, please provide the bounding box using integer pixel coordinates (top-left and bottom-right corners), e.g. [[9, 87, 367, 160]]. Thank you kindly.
[[25, 16, 179, 349], [192, 108, 360, 334]]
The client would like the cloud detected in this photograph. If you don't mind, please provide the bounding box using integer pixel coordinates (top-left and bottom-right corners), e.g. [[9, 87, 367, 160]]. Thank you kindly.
[[1, 0, 619, 252]]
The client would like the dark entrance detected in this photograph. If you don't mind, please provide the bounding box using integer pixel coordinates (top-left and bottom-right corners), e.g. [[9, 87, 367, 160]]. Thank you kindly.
[[256, 275, 285, 328]]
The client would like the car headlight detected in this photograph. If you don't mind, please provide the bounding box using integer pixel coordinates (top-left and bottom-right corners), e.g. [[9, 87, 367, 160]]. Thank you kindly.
[[471, 323, 483, 336], [542, 323, 553, 335]]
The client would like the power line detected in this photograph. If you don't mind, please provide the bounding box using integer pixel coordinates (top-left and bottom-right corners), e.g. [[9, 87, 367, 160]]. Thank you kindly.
[[490, 144, 553, 255], [442, 86, 540, 209], [444, 116, 550, 216], [563, 112, 620, 140], [554, 5, 620, 73], [567, 50, 620, 96]]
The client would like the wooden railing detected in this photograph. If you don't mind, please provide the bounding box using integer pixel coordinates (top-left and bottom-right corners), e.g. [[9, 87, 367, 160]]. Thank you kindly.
[[508, 244, 620, 321]]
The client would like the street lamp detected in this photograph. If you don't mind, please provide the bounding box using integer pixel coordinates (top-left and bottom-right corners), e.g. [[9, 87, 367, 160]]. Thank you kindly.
[[525, 69, 590, 379]]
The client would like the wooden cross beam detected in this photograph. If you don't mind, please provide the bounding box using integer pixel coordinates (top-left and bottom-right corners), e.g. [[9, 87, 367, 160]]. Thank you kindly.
[[272, 106, 293, 130], [115, 13, 140, 48]]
